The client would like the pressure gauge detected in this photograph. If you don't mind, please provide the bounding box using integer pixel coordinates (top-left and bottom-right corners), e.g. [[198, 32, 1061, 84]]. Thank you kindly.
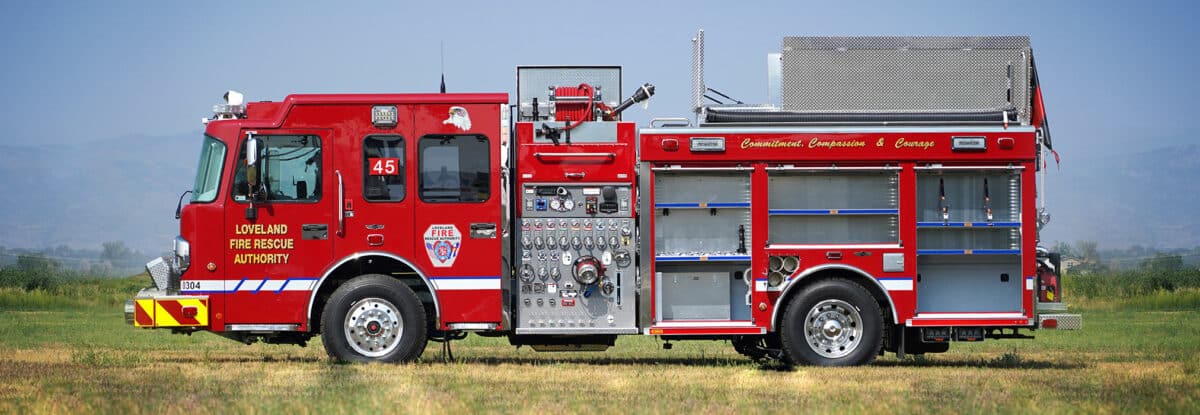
[[549, 199, 562, 211], [563, 199, 575, 211]]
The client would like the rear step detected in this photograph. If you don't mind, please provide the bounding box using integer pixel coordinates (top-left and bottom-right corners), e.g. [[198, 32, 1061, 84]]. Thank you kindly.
[[1037, 314, 1082, 330]]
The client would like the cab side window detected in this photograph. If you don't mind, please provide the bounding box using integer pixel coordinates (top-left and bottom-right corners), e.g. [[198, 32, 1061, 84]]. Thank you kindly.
[[363, 135, 405, 202], [232, 135, 322, 203], [418, 135, 490, 203]]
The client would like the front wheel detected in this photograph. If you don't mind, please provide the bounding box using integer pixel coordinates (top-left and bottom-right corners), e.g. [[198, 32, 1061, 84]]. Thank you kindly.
[[780, 278, 882, 366], [321, 274, 427, 363]]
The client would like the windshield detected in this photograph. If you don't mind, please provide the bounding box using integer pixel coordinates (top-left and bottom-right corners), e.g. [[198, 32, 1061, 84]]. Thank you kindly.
[[191, 135, 227, 203]]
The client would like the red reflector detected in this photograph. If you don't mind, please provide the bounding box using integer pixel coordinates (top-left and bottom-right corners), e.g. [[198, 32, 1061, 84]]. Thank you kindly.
[[997, 137, 1015, 149], [661, 138, 679, 152], [181, 306, 198, 319], [1042, 318, 1058, 329]]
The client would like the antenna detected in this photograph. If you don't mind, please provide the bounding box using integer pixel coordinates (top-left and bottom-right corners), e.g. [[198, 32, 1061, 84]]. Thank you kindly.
[[440, 41, 446, 93]]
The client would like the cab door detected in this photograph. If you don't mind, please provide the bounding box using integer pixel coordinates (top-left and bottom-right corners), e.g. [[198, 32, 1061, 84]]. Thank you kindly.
[[223, 129, 333, 327], [333, 105, 416, 264], [413, 104, 503, 326]]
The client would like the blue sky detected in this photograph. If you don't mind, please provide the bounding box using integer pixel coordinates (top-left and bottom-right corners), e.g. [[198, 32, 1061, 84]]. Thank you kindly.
[[1, 0, 1196, 158], [0, 1, 1197, 251]]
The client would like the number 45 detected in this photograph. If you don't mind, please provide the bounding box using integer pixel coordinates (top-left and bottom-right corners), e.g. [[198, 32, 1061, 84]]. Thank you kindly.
[[370, 158, 399, 176]]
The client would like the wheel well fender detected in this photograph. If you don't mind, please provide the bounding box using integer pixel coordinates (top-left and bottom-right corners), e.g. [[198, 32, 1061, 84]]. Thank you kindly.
[[769, 264, 899, 331], [307, 252, 438, 333]]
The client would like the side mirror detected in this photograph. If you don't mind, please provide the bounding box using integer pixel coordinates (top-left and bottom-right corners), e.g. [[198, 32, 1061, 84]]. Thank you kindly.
[[245, 133, 263, 195], [244, 133, 267, 218], [246, 132, 259, 170]]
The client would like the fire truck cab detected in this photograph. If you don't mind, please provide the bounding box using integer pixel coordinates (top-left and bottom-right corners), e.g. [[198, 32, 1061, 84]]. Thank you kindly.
[[128, 32, 1078, 366]]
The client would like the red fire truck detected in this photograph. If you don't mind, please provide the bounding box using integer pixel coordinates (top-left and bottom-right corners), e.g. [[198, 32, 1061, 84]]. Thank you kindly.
[[127, 32, 1078, 366]]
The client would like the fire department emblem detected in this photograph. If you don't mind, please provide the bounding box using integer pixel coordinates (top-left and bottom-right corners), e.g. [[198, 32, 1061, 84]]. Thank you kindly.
[[423, 224, 462, 267], [443, 106, 472, 131]]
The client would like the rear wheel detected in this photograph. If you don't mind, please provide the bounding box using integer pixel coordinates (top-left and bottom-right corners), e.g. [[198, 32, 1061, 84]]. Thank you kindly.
[[780, 278, 882, 366], [321, 274, 427, 363]]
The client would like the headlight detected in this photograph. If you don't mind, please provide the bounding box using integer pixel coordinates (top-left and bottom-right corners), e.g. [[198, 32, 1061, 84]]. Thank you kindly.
[[173, 236, 191, 273]]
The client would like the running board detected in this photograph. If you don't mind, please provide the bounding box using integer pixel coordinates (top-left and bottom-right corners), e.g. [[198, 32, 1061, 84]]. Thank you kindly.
[[908, 312, 1031, 327]]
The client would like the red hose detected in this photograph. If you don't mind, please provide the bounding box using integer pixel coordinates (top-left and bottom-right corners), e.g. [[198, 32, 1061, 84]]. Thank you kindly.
[[563, 83, 594, 131]]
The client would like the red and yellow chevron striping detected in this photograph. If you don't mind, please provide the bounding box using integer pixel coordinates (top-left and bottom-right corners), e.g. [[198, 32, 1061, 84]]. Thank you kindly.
[[133, 297, 209, 328]]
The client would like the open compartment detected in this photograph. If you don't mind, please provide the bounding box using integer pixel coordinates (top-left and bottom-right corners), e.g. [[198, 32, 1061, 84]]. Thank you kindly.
[[653, 170, 751, 258], [654, 209, 750, 256], [916, 255, 1023, 313], [655, 263, 752, 321], [767, 170, 898, 245]]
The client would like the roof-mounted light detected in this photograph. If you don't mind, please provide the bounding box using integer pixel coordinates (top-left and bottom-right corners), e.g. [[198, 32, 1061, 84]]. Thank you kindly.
[[205, 90, 246, 124]]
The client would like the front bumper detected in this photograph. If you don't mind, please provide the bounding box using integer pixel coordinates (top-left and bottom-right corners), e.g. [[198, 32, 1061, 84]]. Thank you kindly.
[[127, 251, 208, 328], [125, 289, 210, 328]]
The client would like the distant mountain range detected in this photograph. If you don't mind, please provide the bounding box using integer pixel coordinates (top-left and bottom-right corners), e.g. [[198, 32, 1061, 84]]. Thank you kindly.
[[0, 133, 198, 255], [1040, 144, 1200, 249], [0, 134, 1196, 255]]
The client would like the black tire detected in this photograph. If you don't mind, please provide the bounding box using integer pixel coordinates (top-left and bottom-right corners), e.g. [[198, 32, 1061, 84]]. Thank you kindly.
[[321, 274, 427, 363], [779, 278, 883, 366]]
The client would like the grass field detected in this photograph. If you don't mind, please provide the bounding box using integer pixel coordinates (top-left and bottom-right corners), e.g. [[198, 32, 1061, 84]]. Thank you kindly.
[[1, 276, 1198, 414]]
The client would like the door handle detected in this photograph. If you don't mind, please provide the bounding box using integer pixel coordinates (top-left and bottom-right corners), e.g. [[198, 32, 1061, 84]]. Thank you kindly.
[[335, 170, 345, 236], [302, 224, 328, 240], [470, 223, 497, 239]]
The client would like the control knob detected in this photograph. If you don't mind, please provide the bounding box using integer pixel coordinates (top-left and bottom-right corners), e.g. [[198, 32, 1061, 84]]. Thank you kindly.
[[573, 256, 603, 285], [614, 250, 633, 268]]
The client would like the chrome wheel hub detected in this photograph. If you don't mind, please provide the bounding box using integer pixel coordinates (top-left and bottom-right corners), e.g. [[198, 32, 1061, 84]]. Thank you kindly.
[[345, 298, 403, 358], [804, 299, 862, 359]]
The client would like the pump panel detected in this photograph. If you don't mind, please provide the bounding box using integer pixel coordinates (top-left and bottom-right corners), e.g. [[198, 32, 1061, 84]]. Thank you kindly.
[[514, 184, 637, 334]]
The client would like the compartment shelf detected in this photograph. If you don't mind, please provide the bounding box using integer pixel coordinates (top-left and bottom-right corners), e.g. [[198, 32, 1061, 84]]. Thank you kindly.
[[657, 202, 750, 209], [656, 255, 751, 262], [917, 221, 1020, 228], [770, 208, 898, 215], [917, 249, 1021, 255]]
